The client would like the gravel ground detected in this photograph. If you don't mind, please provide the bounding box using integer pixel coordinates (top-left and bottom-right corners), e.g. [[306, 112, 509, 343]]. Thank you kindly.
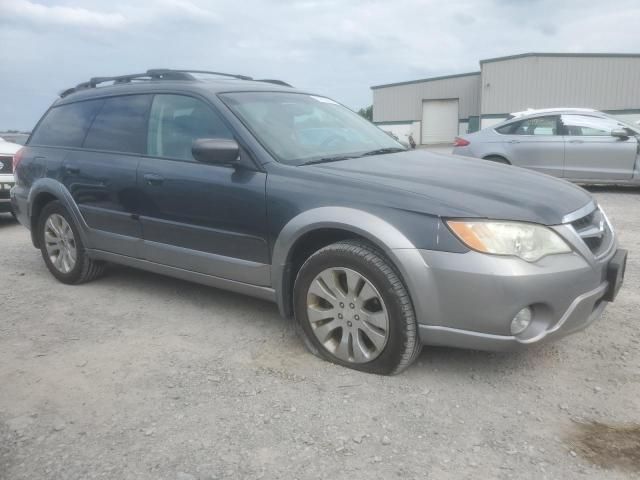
[[1, 187, 639, 480]]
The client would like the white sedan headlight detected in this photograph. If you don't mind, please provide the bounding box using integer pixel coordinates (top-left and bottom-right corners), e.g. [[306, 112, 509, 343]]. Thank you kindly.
[[447, 220, 571, 262]]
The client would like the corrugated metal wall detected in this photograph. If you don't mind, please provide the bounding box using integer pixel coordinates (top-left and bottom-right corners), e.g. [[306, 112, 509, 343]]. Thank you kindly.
[[372, 73, 480, 122], [481, 55, 640, 115]]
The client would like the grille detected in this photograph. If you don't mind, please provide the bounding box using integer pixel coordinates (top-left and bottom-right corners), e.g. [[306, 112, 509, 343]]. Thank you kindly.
[[570, 208, 612, 257], [571, 211, 595, 231], [0, 155, 12, 174]]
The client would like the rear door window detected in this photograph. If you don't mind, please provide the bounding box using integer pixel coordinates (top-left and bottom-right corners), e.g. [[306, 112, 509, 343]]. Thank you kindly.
[[83, 95, 152, 154], [496, 116, 559, 136], [29, 100, 103, 147], [147, 94, 233, 161]]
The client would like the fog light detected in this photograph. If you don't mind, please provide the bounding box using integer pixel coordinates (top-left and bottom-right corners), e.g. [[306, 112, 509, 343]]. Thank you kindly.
[[511, 307, 532, 335]]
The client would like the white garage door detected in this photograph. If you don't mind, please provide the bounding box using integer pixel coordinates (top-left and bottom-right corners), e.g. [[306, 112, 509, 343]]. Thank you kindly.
[[421, 99, 459, 144]]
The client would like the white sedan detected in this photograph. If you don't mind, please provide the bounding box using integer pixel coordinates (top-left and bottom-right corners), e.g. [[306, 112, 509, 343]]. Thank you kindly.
[[452, 108, 640, 185]]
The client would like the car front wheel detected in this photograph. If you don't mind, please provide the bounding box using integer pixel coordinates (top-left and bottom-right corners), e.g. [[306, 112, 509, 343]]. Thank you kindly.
[[293, 240, 421, 375]]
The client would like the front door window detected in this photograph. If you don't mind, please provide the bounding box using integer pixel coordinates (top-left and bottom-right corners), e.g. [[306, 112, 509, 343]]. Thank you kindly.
[[147, 94, 233, 161]]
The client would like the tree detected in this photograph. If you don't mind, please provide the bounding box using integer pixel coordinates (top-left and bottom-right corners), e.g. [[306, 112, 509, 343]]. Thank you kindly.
[[357, 105, 373, 121]]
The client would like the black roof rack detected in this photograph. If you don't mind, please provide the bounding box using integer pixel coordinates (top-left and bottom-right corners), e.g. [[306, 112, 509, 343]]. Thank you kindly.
[[255, 79, 293, 87], [147, 69, 254, 81], [60, 69, 292, 97]]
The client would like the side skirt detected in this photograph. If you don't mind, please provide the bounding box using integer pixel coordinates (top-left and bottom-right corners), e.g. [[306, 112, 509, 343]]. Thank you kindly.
[[570, 178, 640, 186], [86, 249, 277, 303]]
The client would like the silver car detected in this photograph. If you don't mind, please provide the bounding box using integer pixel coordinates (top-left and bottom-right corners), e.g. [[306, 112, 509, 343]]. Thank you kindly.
[[453, 108, 640, 184]]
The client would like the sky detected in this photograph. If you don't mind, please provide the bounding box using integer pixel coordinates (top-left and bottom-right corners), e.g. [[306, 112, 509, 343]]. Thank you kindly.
[[1, 0, 639, 131]]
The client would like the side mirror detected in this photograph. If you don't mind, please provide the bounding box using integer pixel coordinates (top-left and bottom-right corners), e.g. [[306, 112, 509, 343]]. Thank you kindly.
[[611, 129, 629, 139], [192, 138, 240, 165]]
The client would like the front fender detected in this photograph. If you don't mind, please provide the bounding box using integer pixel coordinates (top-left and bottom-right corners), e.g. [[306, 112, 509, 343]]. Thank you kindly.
[[271, 206, 420, 317]]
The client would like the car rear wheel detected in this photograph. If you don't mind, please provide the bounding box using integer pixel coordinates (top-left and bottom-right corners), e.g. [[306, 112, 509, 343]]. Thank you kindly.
[[293, 240, 421, 375], [38, 201, 105, 284]]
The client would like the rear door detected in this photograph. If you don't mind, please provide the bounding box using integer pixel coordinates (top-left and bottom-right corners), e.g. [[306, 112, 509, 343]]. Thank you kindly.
[[137, 93, 270, 285], [497, 115, 564, 177], [63, 94, 152, 257], [561, 114, 638, 180], [14, 102, 107, 210]]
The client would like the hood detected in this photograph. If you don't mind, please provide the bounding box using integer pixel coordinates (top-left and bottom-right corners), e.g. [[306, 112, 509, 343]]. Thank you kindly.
[[307, 149, 592, 225], [0, 139, 22, 156]]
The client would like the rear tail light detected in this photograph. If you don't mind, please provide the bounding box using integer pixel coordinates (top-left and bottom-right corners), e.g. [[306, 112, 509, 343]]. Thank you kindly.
[[453, 137, 470, 147], [12, 148, 25, 172]]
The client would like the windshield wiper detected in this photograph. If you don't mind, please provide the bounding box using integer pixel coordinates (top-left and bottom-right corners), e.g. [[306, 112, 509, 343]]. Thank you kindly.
[[300, 147, 406, 166], [359, 147, 407, 157], [300, 155, 358, 166]]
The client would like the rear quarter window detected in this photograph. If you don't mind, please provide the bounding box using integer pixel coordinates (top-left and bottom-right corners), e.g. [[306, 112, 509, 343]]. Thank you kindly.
[[29, 100, 103, 147]]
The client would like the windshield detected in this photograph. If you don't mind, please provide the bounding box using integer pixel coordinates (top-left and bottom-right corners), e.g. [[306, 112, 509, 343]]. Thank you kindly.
[[601, 113, 640, 135], [220, 92, 405, 165]]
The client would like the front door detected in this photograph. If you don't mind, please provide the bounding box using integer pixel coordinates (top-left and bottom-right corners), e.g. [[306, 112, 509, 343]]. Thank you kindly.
[[62, 94, 152, 258], [561, 114, 638, 180], [499, 115, 565, 177], [137, 93, 270, 286]]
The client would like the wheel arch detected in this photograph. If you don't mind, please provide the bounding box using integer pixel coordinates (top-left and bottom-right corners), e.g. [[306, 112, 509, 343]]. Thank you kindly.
[[28, 179, 89, 248], [482, 154, 511, 165], [271, 207, 416, 319]]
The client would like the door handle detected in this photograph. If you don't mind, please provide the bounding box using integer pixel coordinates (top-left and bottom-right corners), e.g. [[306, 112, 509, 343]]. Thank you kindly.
[[569, 139, 584, 144], [508, 140, 520, 144], [65, 166, 80, 174], [143, 173, 164, 186]]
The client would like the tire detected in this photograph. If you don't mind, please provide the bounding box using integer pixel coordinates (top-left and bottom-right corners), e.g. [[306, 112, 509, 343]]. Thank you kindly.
[[293, 240, 421, 375], [37, 200, 105, 284], [484, 155, 510, 165]]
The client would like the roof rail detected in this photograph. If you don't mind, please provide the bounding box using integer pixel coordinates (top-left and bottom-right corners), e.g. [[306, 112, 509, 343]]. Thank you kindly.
[[147, 69, 254, 81], [149, 69, 292, 86], [60, 70, 192, 97], [60, 69, 292, 98], [509, 107, 597, 117], [255, 79, 293, 87]]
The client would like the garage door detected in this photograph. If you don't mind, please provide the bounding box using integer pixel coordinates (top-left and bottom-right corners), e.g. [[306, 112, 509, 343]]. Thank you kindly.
[[421, 99, 459, 144]]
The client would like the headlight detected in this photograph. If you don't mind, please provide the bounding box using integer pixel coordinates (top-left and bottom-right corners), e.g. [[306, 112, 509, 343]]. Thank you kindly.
[[447, 220, 571, 262]]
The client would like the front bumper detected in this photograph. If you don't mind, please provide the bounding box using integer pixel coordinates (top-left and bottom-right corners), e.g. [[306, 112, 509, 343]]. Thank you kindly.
[[417, 280, 608, 351], [392, 226, 624, 351], [0, 175, 14, 213]]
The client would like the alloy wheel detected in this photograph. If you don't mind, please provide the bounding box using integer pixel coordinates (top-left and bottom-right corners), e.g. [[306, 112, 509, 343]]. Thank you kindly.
[[44, 213, 77, 274], [306, 267, 389, 363]]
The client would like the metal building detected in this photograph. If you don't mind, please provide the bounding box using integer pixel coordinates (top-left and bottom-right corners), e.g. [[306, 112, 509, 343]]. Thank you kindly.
[[371, 53, 640, 145]]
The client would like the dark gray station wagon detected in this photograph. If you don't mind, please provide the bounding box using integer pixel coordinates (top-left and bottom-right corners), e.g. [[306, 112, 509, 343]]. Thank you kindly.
[[11, 69, 627, 374]]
